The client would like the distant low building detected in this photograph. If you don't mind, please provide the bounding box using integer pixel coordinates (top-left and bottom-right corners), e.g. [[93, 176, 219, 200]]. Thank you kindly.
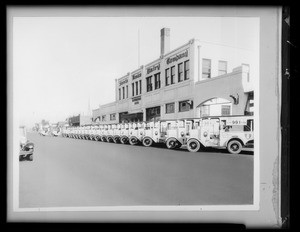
[[68, 114, 92, 126]]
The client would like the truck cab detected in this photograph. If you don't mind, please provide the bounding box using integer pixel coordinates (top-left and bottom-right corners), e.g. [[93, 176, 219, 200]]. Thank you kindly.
[[120, 123, 129, 144]]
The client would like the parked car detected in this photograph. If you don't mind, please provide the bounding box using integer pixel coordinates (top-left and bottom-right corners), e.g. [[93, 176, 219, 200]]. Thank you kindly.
[[19, 126, 34, 161]]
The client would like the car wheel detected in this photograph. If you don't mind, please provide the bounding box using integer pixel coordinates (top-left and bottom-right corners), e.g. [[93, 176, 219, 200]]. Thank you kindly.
[[28, 154, 33, 161], [227, 140, 243, 154]]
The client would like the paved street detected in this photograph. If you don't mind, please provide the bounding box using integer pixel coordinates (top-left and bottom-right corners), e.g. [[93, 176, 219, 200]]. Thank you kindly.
[[19, 133, 253, 208]]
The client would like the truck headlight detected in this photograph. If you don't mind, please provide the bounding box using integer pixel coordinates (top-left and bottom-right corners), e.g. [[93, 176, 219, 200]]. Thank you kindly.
[[155, 131, 158, 135], [181, 132, 184, 137]]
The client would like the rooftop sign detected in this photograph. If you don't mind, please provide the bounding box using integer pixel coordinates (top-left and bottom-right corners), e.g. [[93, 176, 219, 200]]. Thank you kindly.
[[166, 49, 189, 65], [132, 72, 142, 80], [119, 78, 128, 86], [146, 63, 160, 75]]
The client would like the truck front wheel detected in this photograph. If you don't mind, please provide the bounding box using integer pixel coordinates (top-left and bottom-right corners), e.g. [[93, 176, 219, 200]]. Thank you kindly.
[[187, 139, 201, 152], [227, 140, 243, 154]]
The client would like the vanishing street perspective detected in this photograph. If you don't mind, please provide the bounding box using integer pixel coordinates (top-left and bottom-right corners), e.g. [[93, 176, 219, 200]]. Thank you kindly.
[[17, 19, 257, 208]]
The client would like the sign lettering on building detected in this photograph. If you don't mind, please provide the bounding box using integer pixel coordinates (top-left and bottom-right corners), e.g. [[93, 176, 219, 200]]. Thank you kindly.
[[132, 72, 142, 80], [146, 63, 160, 75], [166, 49, 189, 65], [132, 96, 141, 102], [119, 78, 128, 86]]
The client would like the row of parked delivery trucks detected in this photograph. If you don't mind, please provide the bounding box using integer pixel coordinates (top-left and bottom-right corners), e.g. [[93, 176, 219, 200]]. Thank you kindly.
[[41, 115, 254, 154]]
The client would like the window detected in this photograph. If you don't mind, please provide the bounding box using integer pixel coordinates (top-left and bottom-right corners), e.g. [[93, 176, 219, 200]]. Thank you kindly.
[[166, 103, 175, 114], [221, 105, 231, 116], [178, 63, 183, 82], [179, 100, 193, 112], [154, 73, 161, 89], [110, 113, 116, 121], [165, 68, 170, 86], [202, 59, 211, 79], [118, 88, 121, 100], [171, 66, 175, 84], [200, 105, 210, 117], [139, 80, 142, 94], [122, 86, 125, 99], [218, 60, 227, 75], [126, 85, 128, 98], [184, 60, 190, 80], [132, 83, 134, 96], [146, 76, 153, 92], [136, 81, 139, 95], [102, 115, 106, 121]]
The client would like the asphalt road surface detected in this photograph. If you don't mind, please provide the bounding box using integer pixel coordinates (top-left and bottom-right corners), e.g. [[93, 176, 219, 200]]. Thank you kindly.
[[19, 133, 253, 208]]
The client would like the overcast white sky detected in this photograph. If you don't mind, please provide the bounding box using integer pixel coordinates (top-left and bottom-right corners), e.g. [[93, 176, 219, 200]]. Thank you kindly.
[[12, 16, 259, 128]]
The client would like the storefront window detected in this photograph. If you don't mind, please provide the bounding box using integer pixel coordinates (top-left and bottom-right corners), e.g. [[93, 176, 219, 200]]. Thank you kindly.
[[221, 105, 231, 116], [146, 76, 153, 92], [200, 105, 210, 117], [202, 59, 211, 79], [184, 60, 190, 80], [178, 63, 183, 82], [218, 60, 227, 75], [154, 73, 161, 89], [179, 100, 193, 112], [171, 66, 175, 84], [110, 113, 116, 121], [165, 68, 170, 86], [166, 102, 175, 114]]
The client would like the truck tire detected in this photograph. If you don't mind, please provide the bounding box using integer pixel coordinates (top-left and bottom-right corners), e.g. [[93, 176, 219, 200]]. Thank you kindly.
[[227, 140, 243, 154], [187, 139, 201, 152], [120, 136, 128, 144], [114, 137, 120, 143], [166, 138, 177, 149], [129, 137, 139, 145], [142, 137, 153, 147]]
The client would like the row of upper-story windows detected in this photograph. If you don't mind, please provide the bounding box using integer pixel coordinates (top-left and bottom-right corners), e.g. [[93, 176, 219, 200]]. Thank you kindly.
[[202, 59, 228, 79], [117, 59, 247, 98], [165, 60, 190, 87], [119, 80, 142, 100]]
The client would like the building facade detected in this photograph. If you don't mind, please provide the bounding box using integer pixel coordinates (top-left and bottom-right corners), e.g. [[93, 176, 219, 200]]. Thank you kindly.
[[93, 28, 256, 124], [68, 114, 92, 126]]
